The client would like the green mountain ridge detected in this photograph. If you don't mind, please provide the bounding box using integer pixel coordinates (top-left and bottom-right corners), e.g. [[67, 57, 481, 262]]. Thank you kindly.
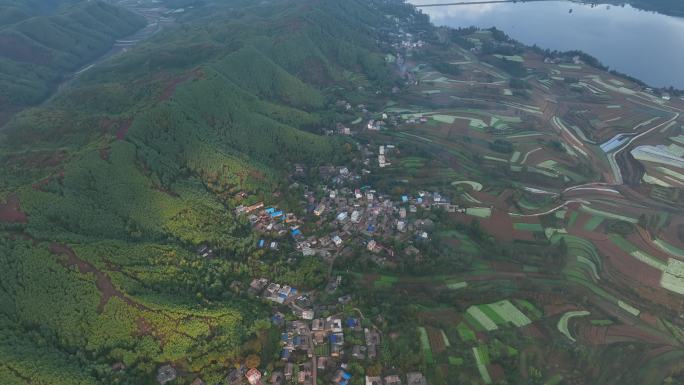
[[0, 0, 146, 123]]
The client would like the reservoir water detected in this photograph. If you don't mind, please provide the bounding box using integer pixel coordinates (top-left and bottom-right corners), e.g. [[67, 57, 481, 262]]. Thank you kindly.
[[411, 1, 684, 88]]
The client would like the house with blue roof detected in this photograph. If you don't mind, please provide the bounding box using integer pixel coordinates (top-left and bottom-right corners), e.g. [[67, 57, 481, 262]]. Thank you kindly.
[[332, 369, 352, 385]]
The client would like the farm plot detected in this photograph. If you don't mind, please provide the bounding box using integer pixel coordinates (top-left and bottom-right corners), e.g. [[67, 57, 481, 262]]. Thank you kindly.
[[661, 258, 684, 295], [457, 323, 477, 342], [513, 222, 544, 232], [618, 300, 641, 317], [373, 275, 399, 288], [446, 280, 468, 290], [465, 300, 534, 331], [557, 310, 590, 342], [418, 326, 435, 364], [466, 207, 492, 218], [452, 180, 483, 191], [654, 238, 684, 258], [473, 346, 492, 384], [582, 216, 604, 231], [428, 327, 449, 354], [580, 204, 638, 224]]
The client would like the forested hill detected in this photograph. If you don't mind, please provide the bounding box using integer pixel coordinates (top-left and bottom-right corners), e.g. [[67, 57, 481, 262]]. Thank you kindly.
[[600, 0, 684, 17], [0, 0, 146, 124], [0, 0, 78, 26], [0, 0, 419, 384]]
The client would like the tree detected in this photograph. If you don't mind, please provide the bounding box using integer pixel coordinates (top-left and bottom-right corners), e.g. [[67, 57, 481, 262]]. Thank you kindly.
[[245, 354, 261, 369]]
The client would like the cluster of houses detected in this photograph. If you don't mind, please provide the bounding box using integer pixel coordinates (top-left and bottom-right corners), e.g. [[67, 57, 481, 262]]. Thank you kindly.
[[234, 162, 463, 265], [234, 202, 305, 252], [241, 275, 416, 385], [389, 31, 425, 51], [242, 269, 417, 385], [249, 278, 314, 320], [292, 179, 464, 265]]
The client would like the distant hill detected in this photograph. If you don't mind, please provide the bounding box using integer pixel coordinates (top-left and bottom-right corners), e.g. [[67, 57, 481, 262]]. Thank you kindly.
[[0, 0, 79, 27], [0, 0, 146, 123], [600, 0, 684, 17]]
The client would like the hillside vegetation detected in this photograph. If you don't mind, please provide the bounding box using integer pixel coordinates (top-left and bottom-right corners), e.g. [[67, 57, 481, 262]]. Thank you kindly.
[[0, 0, 146, 123], [0, 0, 409, 383]]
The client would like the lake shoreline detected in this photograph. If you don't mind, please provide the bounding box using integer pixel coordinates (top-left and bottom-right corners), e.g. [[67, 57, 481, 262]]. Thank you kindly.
[[411, 0, 684, 90]]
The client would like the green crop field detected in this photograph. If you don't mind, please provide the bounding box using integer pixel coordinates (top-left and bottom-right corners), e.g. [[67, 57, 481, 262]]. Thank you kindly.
[[473, 346, 492, 384], [418, 326, 435, 364], [557, 311, 590, 342], [583, 216, 604, 231], [457, 323, 477, 342], [513, 222, 544, 232], [466, 207, 492, 218]]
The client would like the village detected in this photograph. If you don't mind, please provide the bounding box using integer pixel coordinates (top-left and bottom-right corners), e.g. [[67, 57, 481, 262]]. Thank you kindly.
[[155, 10, 684, 385], [219, 171, 456, 385]]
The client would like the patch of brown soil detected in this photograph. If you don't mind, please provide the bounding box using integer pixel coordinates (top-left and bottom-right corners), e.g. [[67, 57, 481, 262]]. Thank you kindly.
[[48, 243, 151, 313], [543, 304, 580, 317], [116, 119, 133, 140], [427, 326, 447, 354], [0, 194, 28, 223], [157, 68, 205, 102], [605, 324, 673, 345], [520, 323, 545, 339], [4, 150, 67, 169]]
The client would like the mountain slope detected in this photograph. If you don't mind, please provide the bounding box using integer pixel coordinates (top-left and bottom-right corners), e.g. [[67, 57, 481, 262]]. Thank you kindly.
[[0, 0, 410, 383], [0, 0, 146, 123]]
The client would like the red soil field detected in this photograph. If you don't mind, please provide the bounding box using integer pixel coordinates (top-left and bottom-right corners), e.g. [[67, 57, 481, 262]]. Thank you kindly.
[[578, 325, 608, 345], [0, 194, 28, 223], [639, 312, 660, 327], [543, 304, 580, 317], [490, 261, 523, 272], [520, 323, 545, 339], [417, 308, 461, 325], [427, 327, 446, 354], [594, 238, 662, 287], [605, 325, 673, 346], [469, 208, 537, 242], [658, 216, 684, 252], [627, 230, 670, 263]]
